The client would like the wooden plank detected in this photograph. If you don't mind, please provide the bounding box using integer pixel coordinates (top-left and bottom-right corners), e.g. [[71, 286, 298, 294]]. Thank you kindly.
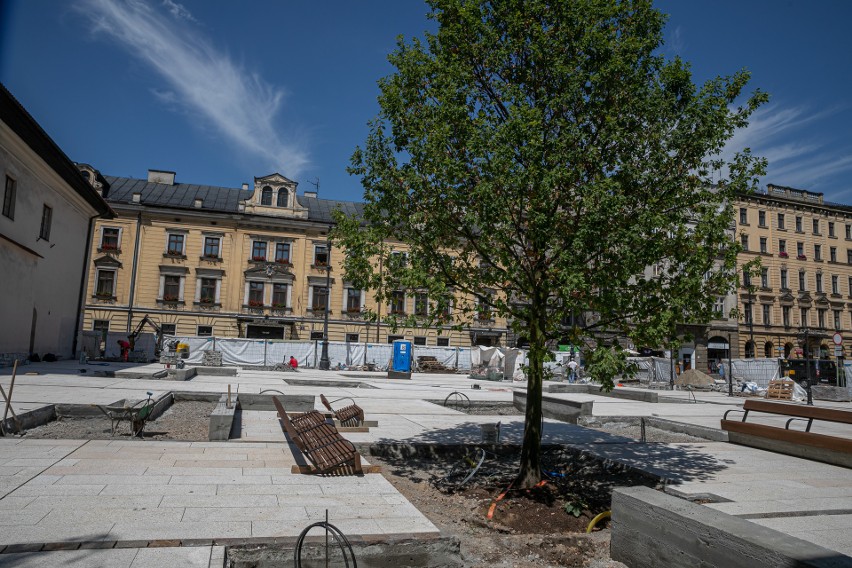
[[291, 464, 381, 475], [721, 420, 852, 453], [743, 400, 852, 424]]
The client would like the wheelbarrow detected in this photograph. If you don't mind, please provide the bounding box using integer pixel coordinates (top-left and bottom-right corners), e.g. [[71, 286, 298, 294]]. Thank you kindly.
[[96, 392, 155, 437]]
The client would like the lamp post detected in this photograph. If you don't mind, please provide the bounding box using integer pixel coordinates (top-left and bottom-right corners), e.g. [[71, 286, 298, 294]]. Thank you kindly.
[[727, 332, 733, 397], [319, 241, 332, 371], [799, 326, 813, 406]]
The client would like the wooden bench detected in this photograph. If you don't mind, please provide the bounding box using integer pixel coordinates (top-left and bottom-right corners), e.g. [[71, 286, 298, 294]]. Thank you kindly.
[[320, 394, 365, 427], [721, 399, 852, 467], [272, 397, 365, 475]]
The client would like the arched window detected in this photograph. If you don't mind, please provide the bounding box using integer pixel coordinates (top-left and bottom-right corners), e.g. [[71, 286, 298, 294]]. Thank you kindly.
[[261, 186, 272, 205], [745, 341, 755, 358], [277, 188, 288, 207], [784, 342, 794, 358], [764, 341, 774, 358]]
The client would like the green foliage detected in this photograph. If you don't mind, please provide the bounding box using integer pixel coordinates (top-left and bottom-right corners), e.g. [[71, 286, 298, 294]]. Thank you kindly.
[[563, 498, 586, 518], [333, 0, 767, 485]]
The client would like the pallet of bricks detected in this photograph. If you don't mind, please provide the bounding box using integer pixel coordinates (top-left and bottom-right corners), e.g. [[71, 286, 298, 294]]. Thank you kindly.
[[417, 356, 450, 373]]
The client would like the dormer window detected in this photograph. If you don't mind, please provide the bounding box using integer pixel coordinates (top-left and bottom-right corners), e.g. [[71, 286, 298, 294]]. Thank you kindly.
[[261, 186, 272, 206], [277, 188, 288, 207]]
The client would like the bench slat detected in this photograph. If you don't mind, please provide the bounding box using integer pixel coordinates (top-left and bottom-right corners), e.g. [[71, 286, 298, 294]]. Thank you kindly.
[[742, 400, 852, 425], [722, 420, 852, 453]]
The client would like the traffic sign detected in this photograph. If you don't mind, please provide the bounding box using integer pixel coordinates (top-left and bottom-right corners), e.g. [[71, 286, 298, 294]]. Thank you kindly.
[[835, 346, 843, 357], [833, 332, 843, 346]]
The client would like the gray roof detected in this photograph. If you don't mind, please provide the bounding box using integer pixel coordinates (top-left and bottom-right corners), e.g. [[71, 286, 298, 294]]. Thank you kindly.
[[103, 175, 363, 224]]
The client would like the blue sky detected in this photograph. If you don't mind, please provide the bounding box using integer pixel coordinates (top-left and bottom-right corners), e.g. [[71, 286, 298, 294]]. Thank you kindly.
[[1, 0, 851, 203]]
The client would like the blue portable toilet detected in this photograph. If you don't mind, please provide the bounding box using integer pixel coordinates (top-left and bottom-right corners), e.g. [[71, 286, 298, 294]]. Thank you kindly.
[[392, 340, 412, 373]]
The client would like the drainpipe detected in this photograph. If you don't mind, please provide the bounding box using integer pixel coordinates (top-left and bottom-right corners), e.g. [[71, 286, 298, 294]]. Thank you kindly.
[[126, 211, 143, 333], [72, 213, 99, 357]]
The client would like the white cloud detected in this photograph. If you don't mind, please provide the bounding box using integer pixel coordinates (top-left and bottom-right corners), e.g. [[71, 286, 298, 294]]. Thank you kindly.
[[77, 0, 308, 178]]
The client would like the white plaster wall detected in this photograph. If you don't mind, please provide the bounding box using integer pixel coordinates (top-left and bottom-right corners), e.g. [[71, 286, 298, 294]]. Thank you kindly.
[[0, 121, 98, 357]]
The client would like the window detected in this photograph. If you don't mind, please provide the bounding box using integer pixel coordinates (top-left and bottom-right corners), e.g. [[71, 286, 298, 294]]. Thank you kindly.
[[274, 242, 291, 264], [777, 213, 785, 230], [798, 270, 806, 291], [390, 290, 406, 315], [758, 210, 766, 227], [833, 275, 840, 295], [161, 323, 176, 336], [780, 268, 788, 290], [847, 224, 852, 240], [831, 247, 837, 262], [762, 304, 771, 325], [815, 244, 822, 261], [346, 288, 362, 312], [795, 216, 802, 232], [436, 337, 450, 347], [744, 303, 753, 324], [797, 242, 804, 257], [413, 336, 427, 346], [779, 239, 787, 255], [713, 297, 725, 317], [311, 285, 328, 312], [314, 244, 329, 266], [310, 331, 325, 340], [834, 310, 842, 331], [2, 176, 16, 219], [849, 276, 852, 295], [848, 249, 852, 264], [414, 292, 428, 316], [101, 228, 121, 251], [162, 275, 181, 301], [39, 205, 52, 240], [261, 186, 272, 205], [251, 240, 267, 261], [813, 219, 820, 234], [740, 235, 748, 250], [390, 251, 408, 268], [783, 306, 791, 328], [95, 269, 115, 297], [800, 308, 809, 327], [272, 283, 289, 308], [829, 221, 836, 237], [759, 237, 767, 253], [248, 281, 265, 306], [93, 319, 109, 353], [742, 268, 751, 288], [477, 293, 493, 320], [203, 237, 220, 259], [816, 273, 823, 293], [197, 325, 213, 337], [387, 335, 403, 343], [166, 233, 185, 256], [760, 267, 769, 288], [818, 309, 826, 329], [199, 277, 217, 304], [739, 208, 748, 224], [346, 333, 359, 343], [276, 188, 287, 207]]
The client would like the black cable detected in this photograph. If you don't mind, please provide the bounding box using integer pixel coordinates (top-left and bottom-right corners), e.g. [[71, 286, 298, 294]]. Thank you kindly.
[[294, 521, 357, 568]]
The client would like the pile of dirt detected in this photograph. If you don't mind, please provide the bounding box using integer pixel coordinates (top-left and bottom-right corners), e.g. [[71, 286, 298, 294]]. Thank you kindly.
[[21, 401, 216, 441], [371, 447, 657, 567]]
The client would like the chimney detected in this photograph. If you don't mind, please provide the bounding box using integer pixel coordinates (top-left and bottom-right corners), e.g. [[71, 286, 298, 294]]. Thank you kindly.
[[148, 169, 176, 185], [242, 183, 249, 190], [132, 192, 142, 203], [304, 191, 317, 199], [194, 198, 203, 209]]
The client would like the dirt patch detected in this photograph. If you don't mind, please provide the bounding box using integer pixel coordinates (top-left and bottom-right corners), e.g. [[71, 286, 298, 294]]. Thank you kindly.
[[21, 401, 216, 441], [371, 447, 657, 567]]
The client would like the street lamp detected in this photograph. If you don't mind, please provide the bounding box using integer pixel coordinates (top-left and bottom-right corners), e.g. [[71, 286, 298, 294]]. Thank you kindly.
[[798, 326, 813, 406], [319, 240, 332, 371], [727, 332, 733, 397]]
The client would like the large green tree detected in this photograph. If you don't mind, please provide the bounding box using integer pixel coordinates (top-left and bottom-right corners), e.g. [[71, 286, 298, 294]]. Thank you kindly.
[[334, 0, 767, 487]]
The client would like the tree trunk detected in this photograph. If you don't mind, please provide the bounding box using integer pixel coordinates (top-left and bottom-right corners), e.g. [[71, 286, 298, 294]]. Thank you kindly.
[[516, 313, 546, 488]]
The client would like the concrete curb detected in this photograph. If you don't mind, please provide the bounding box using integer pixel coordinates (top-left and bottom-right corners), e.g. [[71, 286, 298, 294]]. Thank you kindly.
[[611, 486, 852, 567]]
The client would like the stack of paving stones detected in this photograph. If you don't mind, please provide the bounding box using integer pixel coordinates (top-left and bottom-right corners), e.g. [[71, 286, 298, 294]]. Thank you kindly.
[[202, 350, 223, 367]]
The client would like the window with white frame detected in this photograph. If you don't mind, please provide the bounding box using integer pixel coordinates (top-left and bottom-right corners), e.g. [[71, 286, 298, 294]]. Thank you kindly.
[[761, 267, 769, 288], [783, 306, 791, 327], [247, 281, 265, 306], [274, 242, 291, 264], [197, 325, 213, 337], [95, 269, 116, 297], [314, 244, 329, 266], [166, 233, 185, 256], [251, 240, 267, 261], [345, 287, 362, 313], [199, 277, 218, 304], [271, 283, 290, 309], [100, 227, 121, 251], [713, 297, 725, 317], [311, 285, 329, 312], [203, 236, 221, 259], [834, 310, 842, 330], [161, 274, 183, 302]]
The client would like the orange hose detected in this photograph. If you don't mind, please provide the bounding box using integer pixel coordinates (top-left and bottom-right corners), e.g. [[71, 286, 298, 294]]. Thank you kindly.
[[487, 479, 547, 520]]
